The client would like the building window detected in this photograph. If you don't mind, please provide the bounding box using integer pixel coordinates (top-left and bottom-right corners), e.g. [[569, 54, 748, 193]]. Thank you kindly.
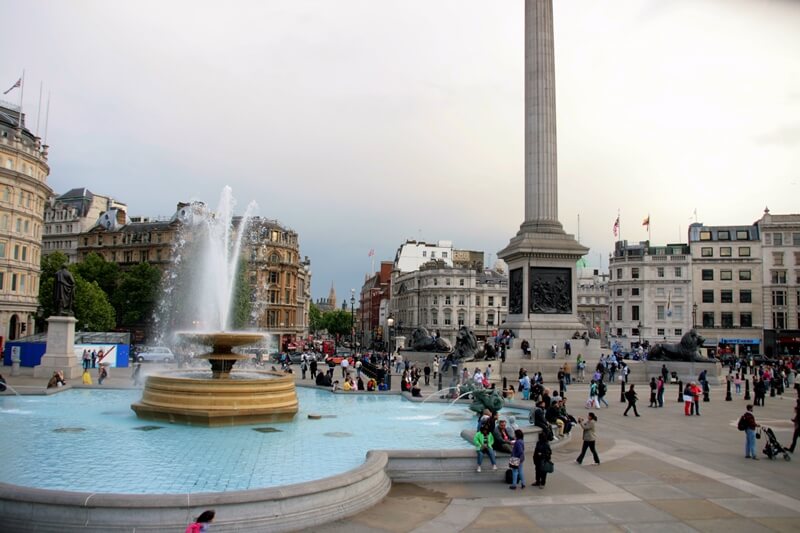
[[488, 296, 494, 306], [458, 295, 465, 305], [701, 247, 713, 257], [700, 231, 712, 241], [657, 328, 665, 336], [475, 295, 480, 306], [446, 278, 451, 286], [765, 234, 772, 245], [720, 247, 731, 257], [422, 251, 426, 257], [721, 290, 733, 303], [444, 296, 451, 305], [0, 242, 5, 258], [773, 311, 786, 329], [718, 230, 730, 240], [442, 252, 448, 258], [771, 271, 787, 284], [774, 233, 783, 246], [475, 314, 480, 326], [702, 312, 714, 328], [739, 270, 751, 281], [632, 268, 640, 279], [616, 305, 623, 321], [432, 296, 438, 305], [13, 245, 19, 260], [631, 305, 640, 321], [433, 278, 438, 286], [657, 305, 665, 320], [657, 267, 664, 278], [444, 311, 451, 326], [11, 273, 17, 291], [430, 252, 436, 259], [459, 279, 464, 286], [720, 270, 732, 281], [740, 290, 752, 303], [632, 288, 640, 296], [736, 230, 749, 240], [675, 328, 682, 336], [674, 305, 683, 320], [772, 291, 786, 306], [702, 269, 713, 281], [21, 247, 26, 261], [432, 311, 438, 326], [616, 289, 622, 296], [502, 296, 507, 306], [773, 252, 784, 267], [793, 233, 800, 246], [740, 313, 752, 328], [675, 267, 682, 277], [487, 313, 494, 326], [616, 268, 622, 279], [458, 313, 465, 327], [721, 312, 734, 328], [739, 247, 750, 257], [702, 290, 714, 303], [656, 288, 665, 297]]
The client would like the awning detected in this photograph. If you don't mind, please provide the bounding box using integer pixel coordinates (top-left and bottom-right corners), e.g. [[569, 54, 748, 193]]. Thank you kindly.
[[719, 338, 760, 345]]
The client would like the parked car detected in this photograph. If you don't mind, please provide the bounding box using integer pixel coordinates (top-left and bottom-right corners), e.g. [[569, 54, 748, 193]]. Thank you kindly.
[[136, 346, 175, 363]]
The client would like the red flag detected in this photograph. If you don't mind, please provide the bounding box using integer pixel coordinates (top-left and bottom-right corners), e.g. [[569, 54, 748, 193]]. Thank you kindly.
[[642, 215, 650, 228], [612, 216, 620, 237], [368, 248, 374, 257]]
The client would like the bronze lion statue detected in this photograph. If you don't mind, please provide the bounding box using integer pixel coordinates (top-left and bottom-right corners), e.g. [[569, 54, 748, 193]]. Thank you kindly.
[[648, 329, 712, 362], [409, 326, 451, 352], [452, 326, 480, 361]]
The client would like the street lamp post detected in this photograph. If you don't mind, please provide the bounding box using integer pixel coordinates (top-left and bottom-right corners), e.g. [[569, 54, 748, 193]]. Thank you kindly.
[[350, 288, 355, 348], [692, 303, 697, 329], [386, 316, 394, 390]]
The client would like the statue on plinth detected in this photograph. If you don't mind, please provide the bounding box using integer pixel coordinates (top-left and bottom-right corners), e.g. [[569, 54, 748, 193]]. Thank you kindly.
[[648, 330, 713, 362], [54, 265, 76, 316], [408, 327, 451, 352], [458, 381, 505, 415]]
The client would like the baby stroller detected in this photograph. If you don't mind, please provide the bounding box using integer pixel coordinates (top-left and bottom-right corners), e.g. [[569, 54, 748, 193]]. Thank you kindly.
[[760, 426, 791, 461]]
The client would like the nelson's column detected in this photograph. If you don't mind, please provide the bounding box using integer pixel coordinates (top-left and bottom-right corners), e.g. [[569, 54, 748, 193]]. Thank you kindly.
[[498, 0, 589, 356]]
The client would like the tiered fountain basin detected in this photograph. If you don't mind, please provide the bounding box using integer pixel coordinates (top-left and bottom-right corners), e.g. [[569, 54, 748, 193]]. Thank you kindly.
[[131, 331, 298, 426]]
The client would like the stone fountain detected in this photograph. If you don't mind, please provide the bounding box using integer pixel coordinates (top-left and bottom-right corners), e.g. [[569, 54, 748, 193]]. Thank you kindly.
[[131, 187, 299, 426]]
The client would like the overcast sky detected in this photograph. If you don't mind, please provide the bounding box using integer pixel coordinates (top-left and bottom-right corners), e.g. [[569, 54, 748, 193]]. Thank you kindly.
[[2, 0, 798, 301]]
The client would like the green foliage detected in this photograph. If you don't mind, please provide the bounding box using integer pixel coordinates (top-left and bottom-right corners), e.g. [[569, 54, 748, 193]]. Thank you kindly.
[[230, 260, 252, 330], [73, 277, 116, 331], [321, 309, 353, 337], [309, 302, 323, 333], [112, 262, 162, 327], [73, 252, 120, 297]]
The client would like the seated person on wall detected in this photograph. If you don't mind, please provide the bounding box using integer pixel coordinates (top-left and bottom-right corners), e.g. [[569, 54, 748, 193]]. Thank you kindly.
[[492, 418, 515, 454], [557, 398, 576, 434], [503, 385, 516, 400], [316, 371, 332, 388], [411, 379, 422, 397], [545, 399, 564, 437], [342, 379, 352, 391], [366, 378, 376, 391], [0, 372, 6, 392], [47, 371, 66, 389]]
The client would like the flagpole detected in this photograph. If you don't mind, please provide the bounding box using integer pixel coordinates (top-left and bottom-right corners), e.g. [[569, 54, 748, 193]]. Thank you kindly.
[[35, 81, 43, 136], [43, 91, 50, 145], [15, 70, 25, 136]]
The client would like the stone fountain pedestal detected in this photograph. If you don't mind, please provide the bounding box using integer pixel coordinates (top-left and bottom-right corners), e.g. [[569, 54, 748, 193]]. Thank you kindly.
[[131, 332, 299, 426], [34, 316, 83, 379]]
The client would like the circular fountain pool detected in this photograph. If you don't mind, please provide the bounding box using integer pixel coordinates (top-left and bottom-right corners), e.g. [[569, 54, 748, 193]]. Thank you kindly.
[[0, 387, 526, 494]]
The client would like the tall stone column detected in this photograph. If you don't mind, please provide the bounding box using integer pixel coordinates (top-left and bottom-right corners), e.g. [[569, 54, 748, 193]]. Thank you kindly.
[[498, 0, 589, 359], [523, 0, 561, 232]]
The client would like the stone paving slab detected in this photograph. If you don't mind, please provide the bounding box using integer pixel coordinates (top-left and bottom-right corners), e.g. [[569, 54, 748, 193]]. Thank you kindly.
[[462, 506, 542, 531], [647, 500, 738, 521], [622, 483, 695, 500], [685, 518, 775, 533], [621, 522, 700, 533], [751, 517, 800, 532], [586, 501, 677, 524], [675, 481, 753, 500], [520, 504, 611, 528], [709, 497, 800, 518]]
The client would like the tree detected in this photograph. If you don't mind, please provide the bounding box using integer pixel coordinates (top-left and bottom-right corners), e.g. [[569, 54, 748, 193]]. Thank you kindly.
[[322, 309, 353, 337], [230, 259, 252, 330], [72, 252, 120, 297], [309, 302, 323, 333], [73, 277, 116, 331], [112, 262, 162, 328]]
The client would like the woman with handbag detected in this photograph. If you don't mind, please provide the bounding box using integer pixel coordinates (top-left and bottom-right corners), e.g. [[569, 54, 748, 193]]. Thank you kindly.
[[508, 429, 526, 490], [533, 431, 552, 488]]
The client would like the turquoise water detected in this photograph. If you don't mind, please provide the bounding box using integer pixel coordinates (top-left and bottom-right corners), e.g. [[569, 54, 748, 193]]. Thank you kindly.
[[0, 388, 524, 494]]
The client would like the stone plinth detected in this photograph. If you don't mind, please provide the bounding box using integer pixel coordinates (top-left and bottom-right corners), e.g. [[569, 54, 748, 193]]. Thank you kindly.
[[33, 316, 82, 379], [644, 361, 723, 386]]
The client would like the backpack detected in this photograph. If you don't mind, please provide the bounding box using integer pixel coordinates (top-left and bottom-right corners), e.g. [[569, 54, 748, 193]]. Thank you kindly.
[[737, 415, 747, 431]]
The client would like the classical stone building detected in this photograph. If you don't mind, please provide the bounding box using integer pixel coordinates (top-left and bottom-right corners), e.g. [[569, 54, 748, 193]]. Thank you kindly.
[[607, 241, 693, 349], [0, 103, 52, 340], [390, 260, 507, 347], [757, 209, 800, 356], [688, 222, 763, 356], [577, 269, 609, 340], [243, 217, 310, 346], [43, 188, 126, 263]]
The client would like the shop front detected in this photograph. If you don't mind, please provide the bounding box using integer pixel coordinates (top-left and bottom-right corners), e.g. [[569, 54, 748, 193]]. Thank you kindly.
[[718, 337, 761, 357], [764, 329, 800, 357]]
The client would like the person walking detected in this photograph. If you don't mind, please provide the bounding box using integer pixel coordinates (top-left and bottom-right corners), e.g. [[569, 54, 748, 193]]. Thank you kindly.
[[82, 349, 91, 371], [186, 509, 215, 532], [533, 431, 552, 489], [508, 429, 526, 490], [657, 376, 665, 407], [585, 380, 600, 409], [473, 425, 497, 472], [741, 404, 759, 459], [649, 378, 658, 407], [91, 350, 97, 369], [98, 365, 108, 385], [597, 380, 609, 408], [683, 382, 695, 416], [623, 384, 640, 416], [423, 363, 431, 386], [788, 405, 799, 453], [575, 412, 600, 465], [433, 357, 439, 381]]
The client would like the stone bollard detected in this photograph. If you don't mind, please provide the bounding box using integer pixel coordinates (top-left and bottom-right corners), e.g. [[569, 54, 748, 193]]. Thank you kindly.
[[703, 381, 710, 402], [744, 378, 751, 400], [725, 380, 732, 401], [770, 384, 776, 398], [620, 380, 626, 403], [10, 349, 21, 377], [677, 380, 683, 402]]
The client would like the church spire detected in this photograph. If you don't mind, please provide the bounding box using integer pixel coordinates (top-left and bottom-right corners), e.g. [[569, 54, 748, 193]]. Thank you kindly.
[[328, 282, 337, 309]]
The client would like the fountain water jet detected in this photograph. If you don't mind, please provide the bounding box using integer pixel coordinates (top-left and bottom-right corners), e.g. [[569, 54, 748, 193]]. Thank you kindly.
[[131, 187, 299, 426]]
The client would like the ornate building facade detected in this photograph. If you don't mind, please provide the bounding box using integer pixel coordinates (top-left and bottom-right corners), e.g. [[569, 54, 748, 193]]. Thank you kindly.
[[0, 103, 52, 340]]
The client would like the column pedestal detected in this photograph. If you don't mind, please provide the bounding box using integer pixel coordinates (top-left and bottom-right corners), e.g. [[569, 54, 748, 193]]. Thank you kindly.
[[33, 316, 82, 379]]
